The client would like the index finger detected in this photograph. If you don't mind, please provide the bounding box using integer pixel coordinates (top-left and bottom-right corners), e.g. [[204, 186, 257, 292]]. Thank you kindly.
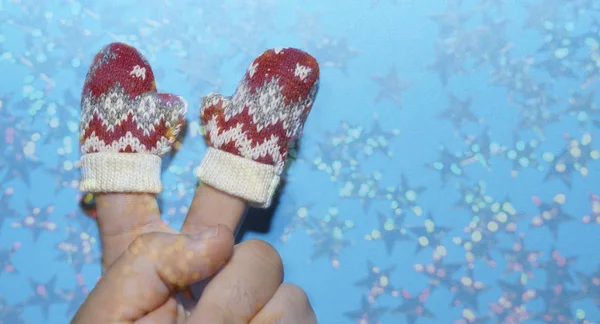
[[180, 47, 319, 235], [181, 184, 248, 234]]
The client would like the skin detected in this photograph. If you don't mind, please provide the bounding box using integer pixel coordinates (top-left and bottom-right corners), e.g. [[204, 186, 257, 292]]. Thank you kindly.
[[73, 184, 317, 323]]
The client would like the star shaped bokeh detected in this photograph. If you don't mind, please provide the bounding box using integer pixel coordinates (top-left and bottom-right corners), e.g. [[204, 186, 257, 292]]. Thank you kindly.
[[429, 0, 471, 37], [540, 248, 577, 288], [391, 288, 435, 324], [427, 42, 466, 86], [453, 182, 525, 264], [491, 279, 536, 323], [426, 147, 468, 185], [513, 85, 560, 137], [582, 194, 600, 225], [413, 258, 462, 291], [0, 296, 24, 324], [345, 295, 388, 324], [505, 136, 543, 177], [565, 91, 600, 130], [305, 208, 355, 269], [499, 232, 541, 279], [355, 260, 396, 302], [436, 95, 480, 131], [576, 265, 600, 307], [544, 132, 600, 187], [365, 212, 411, 255], [531, 194, 575, 239], [10, 204, 58, 242], [448, 268, 488, 311], [55, 224, 99, 274], [373, 67, 412, 109], [522, 0, 563, 31], [24, 276, 68, 321], [461, 127, 504, 170], [533, 284, 580, 323], [307, 37, 359, 74], [407, 213, 451, 256]]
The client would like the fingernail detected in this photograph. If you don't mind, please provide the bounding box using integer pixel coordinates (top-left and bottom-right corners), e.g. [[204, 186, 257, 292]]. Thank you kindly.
[[189, 226, 219, 241]]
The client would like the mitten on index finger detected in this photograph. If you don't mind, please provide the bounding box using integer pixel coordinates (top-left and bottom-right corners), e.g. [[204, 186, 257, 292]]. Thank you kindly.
[[197, 47, 319, 208], [79, 42, 187, 194]]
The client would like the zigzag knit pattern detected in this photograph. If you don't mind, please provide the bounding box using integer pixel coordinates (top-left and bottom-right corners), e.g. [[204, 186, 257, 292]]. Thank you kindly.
[[201, 47, 319, 174], [80, 42, 187, 193], [198, 48, 319, 207]]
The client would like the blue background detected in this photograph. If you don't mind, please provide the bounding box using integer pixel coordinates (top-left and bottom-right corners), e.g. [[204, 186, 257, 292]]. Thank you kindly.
[[1, 0, 600, 323]]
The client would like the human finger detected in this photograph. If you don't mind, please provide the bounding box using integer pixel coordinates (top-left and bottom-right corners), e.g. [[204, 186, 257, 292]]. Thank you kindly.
[[181, 47, 319, 234], [78, 42, 186, 268], [249, 283, 317, 324], [72, 226, 234, 324], [185, 239, 284, 323]]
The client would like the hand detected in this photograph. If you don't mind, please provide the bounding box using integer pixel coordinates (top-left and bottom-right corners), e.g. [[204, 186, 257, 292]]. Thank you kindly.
[[72, 228, 233, 323], [73, 227, 317, 323], [90, 188, 317, 323]]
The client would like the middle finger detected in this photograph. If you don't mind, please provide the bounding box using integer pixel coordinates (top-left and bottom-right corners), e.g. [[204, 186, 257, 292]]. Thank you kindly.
[[186, 239, 284, 323], [181, 184, 248, 235]]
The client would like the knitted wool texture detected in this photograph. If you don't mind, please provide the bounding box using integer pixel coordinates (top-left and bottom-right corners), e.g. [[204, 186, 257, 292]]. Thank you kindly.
[[198, 48, 320, 208], [80, 42, 187, 193]]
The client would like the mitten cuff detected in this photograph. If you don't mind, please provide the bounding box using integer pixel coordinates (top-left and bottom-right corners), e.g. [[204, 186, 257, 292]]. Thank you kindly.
[[80, 152, 162, 193], [196, 147, 280, 208]]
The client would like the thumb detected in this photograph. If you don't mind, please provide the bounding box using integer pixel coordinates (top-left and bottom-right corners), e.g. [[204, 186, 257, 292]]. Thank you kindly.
[[72, 225, 234, 323]]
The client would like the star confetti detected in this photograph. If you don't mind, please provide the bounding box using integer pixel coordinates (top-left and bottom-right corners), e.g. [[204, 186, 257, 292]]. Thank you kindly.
[[490, 279, 536, 323], [365, 212, 411, 255], [505, 136, 543, 176], [454, 181, 525, 264], [24, 276, 68, 321], [305, 208, 355, 269], [531, 194, 576, 239], [436, 95, 480, 131], [355, 260, 396, 302], [544, 132, 600, 187], [407, 213, 452, 256], [345, 295, 388, 324], [565, 91, 600, 130], [533, 284, 580, 323], [391, 288, 435, 324], [539, 248, 577, 288], [373, 67, 412, 109], [499, 233, 541, 279], [307, 37, 359, 73], [413, 258, 462, 290], [576, 265, 600, 307], [448, 268, 488, 311], [426, 147, 468, 185], [582, 194, 600, 225], [10, 204, 58, 242]]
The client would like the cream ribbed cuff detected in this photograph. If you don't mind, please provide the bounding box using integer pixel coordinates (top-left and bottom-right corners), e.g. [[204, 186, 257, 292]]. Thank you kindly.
[[80, 152, 162, 193], [196, 147, 280, 208]]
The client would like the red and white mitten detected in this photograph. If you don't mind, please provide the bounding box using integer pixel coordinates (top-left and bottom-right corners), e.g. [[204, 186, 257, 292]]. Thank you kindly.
[[197, 48, 320, 208], [80, 42, 186, 193]]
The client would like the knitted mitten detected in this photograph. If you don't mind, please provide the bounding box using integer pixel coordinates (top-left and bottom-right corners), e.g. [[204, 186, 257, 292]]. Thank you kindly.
[[80, 42, 187, 193], [197, 48, 319, 208]]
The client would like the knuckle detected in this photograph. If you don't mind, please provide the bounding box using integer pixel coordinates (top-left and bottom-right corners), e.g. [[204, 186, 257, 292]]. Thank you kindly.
[[206, 299, 241, 320], [128, 232, 153, 251], [278, 283, 316, 320], [240, 239, 283, 275], [219, 280, 255, 315], [278, 283, 310, 305], [126, 232, 165, 257]]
